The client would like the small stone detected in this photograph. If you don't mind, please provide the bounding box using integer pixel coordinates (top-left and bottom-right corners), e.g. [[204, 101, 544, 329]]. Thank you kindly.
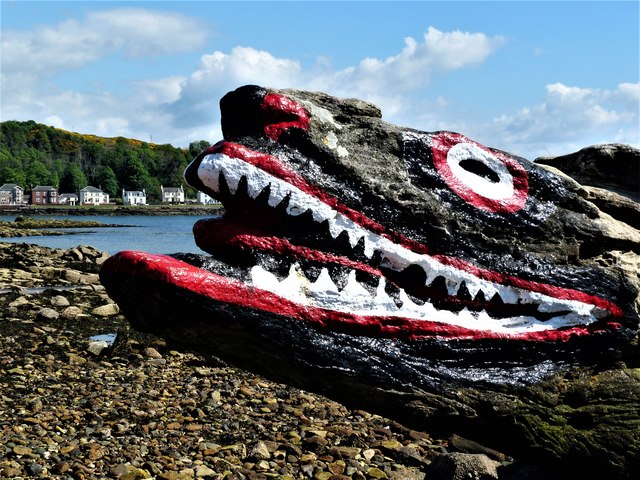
[[9, 296, 30, 308], [87, 340, 109, 356], [13, 445, 32, 456], [120, 466, 152, 480], [51, 295, 70, 307], [109, 464, 130, 477], [328, 446, 361, 459], [52, 462, 72, 474], [2, 467, 22, 477], [64, 269, 82, 283], [303, 435, 328, 450], [195, 465, 216, 477], [363, 449, 376, 461], [428, 453, 498, 480], [26, 463, 43, 476], [144, 347, 163, 359], [367, 467, 388, 479], [250, 441, 271, 460], [313, 471, 333, 480], [68, 248, 83, 261], [67, 353, 87, 364], [380, 439, 403, 451], [92, 303, 120, 317], [37, 307, 59, 321], [61, 306, 83, 319], [328, 460, 346, 475]]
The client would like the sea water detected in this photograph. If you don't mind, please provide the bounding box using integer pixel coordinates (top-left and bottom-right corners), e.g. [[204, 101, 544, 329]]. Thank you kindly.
[[0, 214, 218, 254]]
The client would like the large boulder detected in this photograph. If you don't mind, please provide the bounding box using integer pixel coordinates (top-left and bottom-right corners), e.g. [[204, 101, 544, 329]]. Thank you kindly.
[[101, 86, 640, 479], [536, 144, 640, 229]]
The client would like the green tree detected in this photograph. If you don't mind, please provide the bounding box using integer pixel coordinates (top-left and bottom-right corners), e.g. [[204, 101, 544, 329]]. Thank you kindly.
[[189, 140, 210, 158], [26, 159, 52, 188], [122, 151, 152, 191], [97, 166, 119, 197], [60, 163, 88, 193]]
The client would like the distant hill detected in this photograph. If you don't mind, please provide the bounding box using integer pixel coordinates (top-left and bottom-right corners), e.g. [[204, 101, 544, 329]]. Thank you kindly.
[[0, 120, 210, 202]]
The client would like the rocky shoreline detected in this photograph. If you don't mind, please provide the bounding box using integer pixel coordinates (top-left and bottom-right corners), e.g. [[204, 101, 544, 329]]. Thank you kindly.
[[0, 205, 224, 217], [0, 217, 133, 238], [1, 242, 557, 480]]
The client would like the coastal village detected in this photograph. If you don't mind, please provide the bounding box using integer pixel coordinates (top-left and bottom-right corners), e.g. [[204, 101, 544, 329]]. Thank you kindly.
[[0, 183, 220, 207]]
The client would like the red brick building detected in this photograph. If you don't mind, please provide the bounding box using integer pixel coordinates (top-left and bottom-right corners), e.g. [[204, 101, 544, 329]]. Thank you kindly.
[[31, 185, 58, 205]]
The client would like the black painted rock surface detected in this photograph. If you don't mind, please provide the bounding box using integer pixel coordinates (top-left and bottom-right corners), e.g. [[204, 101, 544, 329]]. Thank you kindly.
[[101, 86, 640, 478]]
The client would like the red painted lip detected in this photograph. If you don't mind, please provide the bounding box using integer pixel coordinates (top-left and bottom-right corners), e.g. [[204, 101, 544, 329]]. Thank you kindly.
[[102, 251, 622, 342]]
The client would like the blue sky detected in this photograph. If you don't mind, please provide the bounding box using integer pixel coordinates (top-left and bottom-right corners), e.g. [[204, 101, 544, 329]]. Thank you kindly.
[[1, 1, 638, 160]]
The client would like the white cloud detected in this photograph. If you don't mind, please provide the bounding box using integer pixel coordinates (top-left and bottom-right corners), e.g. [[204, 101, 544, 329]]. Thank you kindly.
[[1, 7, 207, 84], [164, 27, 505, 133], [484, 82, 639, 158], [321, 27, 503, 96]]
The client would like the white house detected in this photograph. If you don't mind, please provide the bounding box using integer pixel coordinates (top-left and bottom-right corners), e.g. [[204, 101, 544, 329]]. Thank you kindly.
[[0, 183, 24, 206], [59, 193, 78, 206], [122, 189, 147, 205], [196, 191, 219, 205], [160, 185, 185, 203], [79, 186, 109, 205]]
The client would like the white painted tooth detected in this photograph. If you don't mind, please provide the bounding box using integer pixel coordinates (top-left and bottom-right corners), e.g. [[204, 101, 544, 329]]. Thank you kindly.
[[310, 268, 340, 295], [223, 169, 240, 195], [197, 158, 222, 193], [266, 180, 287, 207], [498, 287, 520, 304], [476, 309, 493, 325], [246, 172, 269, 199], [419, 298, 438, 318], [341, 270, 374, 301], [398, 289, 418, 310], [362, 236, 375, 258], [328, 219, 343, 239], [311, 204, 333, 223], [465, 281, 481, 300], [345, 229, 359, 248], [250, 265, 279, 289], [423, 270, 438, 287], [457, 307, 475, 322], [279, 263, 308, 295]]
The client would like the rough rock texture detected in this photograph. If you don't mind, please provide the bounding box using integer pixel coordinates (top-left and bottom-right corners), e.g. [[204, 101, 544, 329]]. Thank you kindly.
[[535, 145, 640, 310], [536, 144, 640, 230], [536, 143, 639, 195], [2, 242, 511, 480], [101, 86, 640, 479]]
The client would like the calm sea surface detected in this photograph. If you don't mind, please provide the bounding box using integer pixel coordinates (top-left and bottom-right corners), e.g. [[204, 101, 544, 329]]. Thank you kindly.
[[0, 215, 219, 254]]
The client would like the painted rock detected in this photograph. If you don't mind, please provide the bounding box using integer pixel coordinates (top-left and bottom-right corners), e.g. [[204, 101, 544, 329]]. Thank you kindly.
[[100, 86, 640, 478]]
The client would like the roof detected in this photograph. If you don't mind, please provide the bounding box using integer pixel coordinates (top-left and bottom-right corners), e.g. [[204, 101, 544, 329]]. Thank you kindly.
[[80, 186, 104, 193], [0, 183, 23, 191], [123, 190, 146, 195], [32, 186, 57, 191], [162, 187, 184, 193], [59, 193, 79, 198]]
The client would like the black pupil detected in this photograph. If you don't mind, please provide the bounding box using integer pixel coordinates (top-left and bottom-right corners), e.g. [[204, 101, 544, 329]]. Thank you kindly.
[[459, 159, 500, 183]]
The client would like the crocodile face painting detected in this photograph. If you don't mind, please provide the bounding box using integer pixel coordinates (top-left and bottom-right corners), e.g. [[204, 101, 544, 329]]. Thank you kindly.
[[100, 86, 638, 393]]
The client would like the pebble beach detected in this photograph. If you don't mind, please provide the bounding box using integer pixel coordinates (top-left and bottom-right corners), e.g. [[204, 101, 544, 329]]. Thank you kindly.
[[1, 242, 545, 480]]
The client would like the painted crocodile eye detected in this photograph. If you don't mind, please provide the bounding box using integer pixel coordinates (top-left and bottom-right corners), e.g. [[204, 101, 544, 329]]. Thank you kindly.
[[431, 133, 529, 213]]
